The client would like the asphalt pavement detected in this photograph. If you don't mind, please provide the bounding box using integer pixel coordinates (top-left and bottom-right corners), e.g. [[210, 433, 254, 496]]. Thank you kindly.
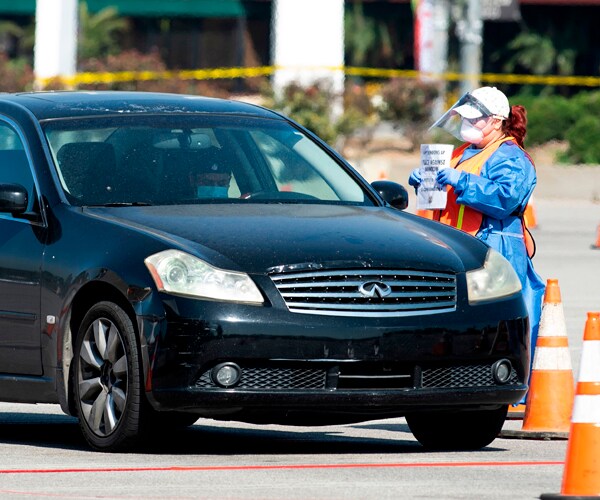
[[0, 403, 570, 499]]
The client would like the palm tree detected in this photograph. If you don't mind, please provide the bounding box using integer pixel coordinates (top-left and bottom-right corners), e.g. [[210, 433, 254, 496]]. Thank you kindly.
[[344, 1, 396, 68], [345, 1, 377, 67], [501, 24, 582, 77], [78, 1, 129, 61]]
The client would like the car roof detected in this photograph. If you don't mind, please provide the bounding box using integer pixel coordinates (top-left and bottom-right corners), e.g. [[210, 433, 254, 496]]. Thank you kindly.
[[0, 91, 281, 121]]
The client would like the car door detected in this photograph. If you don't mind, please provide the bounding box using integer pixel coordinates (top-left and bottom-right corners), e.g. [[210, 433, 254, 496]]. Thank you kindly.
[[0, 119, 43, 375]]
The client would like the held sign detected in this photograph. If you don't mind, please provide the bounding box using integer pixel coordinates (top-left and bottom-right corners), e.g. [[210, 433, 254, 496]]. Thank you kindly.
[[417, 144, 453, 210]]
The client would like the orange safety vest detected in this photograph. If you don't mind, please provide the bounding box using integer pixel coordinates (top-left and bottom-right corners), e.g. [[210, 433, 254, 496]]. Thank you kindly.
[[431, 137, 536, 257]]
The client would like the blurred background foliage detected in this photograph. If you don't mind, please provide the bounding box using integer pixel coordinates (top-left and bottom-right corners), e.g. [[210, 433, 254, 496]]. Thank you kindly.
[[514, 92, 600, 164], [0, 1, 598, 164], [78, 2, 128, 62]]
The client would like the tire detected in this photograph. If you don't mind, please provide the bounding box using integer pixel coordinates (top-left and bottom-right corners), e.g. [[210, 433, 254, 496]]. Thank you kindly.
[[73, 301, 144, 451], [405, 405, 508, 451]]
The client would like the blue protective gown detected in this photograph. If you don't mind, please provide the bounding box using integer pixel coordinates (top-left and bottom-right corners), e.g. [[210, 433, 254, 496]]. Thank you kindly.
[[453, 141, 546, 401]]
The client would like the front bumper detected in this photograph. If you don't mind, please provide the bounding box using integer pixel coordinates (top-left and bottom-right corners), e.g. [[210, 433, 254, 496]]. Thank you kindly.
[[141, 291, 530, 421], [150, 384, 527, 424]]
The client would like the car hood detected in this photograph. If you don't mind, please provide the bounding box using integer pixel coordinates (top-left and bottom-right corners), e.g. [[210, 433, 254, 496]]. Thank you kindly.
[[85, 204, 486, 274]]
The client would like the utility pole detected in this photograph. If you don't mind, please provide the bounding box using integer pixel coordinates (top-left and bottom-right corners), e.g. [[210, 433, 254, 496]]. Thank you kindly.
[[34, 0, 78, 89], [455, 0, 482, 94]]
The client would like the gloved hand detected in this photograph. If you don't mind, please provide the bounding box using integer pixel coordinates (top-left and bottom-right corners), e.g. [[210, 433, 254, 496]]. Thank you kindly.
[[408, 168, 422, 188], [436, 168, 461, 187]]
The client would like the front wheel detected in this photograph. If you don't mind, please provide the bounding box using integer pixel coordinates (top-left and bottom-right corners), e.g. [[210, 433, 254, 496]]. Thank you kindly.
[[73, 301, 144, 451], [405, 406, 508, 450]]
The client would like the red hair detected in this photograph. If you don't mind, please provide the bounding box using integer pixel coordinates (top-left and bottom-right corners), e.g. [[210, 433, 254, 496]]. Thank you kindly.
[[502, 105, 527, 148]]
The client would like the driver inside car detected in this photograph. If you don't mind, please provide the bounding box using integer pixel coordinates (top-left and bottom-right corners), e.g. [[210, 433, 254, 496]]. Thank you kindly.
[[189, 148, 232, 199]]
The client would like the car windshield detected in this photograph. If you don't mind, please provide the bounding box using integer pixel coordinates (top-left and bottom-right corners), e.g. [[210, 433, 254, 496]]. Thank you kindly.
[[42, 114, 373, 207]]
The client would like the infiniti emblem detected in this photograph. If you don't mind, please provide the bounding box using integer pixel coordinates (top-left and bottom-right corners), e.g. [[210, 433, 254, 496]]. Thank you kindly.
[[358, 281, 392, 298]]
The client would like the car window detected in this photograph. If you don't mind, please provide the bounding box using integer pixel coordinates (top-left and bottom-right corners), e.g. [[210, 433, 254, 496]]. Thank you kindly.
[[43, 115, 373, 207], [249, 130, 361, 201], [0, 121, 37, 213]]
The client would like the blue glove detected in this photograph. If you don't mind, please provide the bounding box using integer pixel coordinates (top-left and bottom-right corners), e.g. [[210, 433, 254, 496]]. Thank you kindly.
[[436, 168, 461, 187], [408, 168, 422, 188]]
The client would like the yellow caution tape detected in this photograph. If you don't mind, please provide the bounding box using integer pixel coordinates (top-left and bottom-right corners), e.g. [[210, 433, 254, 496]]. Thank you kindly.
[[347, 67, 600, 87], [37, 65, 600, 88]]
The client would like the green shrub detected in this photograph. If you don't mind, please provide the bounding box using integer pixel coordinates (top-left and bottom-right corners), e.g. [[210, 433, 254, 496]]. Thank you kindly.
[[563, 115, 600, 164], [514, 90, 600, 163], [571, 91, 600, 118], [514, 94, 579, 146]]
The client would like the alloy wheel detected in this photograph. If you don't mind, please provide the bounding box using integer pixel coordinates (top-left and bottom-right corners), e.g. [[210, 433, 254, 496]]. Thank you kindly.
[[77, 316, 129, 437]]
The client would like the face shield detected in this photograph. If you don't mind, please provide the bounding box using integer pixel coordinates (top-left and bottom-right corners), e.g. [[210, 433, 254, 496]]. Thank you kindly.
[[429, 92, 496, 142]]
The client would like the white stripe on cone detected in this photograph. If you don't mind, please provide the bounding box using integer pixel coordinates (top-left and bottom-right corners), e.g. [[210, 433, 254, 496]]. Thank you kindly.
[[571, 395, 600, 423], [532, 347, 573, 370], [538, 303, 567, 337], [578, 340, 600, 381]]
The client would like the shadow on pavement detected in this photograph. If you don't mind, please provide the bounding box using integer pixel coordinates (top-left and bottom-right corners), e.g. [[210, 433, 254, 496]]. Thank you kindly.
[[0, 411, 424, 455], [0, 412, 508, 455], [142, 423, 423, 455], [0, 412, 86, 451]]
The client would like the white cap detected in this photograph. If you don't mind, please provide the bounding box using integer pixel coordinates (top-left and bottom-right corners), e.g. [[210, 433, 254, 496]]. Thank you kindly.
[[454, 86, 510, 120]]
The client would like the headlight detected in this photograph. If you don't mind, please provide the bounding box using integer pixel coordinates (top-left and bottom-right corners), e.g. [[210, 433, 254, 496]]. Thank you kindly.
[[144, 249, 264, 304], [466, 248, 522, 304]]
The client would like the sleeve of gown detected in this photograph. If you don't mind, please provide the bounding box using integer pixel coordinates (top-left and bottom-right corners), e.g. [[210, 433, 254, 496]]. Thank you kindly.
[[452, 148, 532, 219]]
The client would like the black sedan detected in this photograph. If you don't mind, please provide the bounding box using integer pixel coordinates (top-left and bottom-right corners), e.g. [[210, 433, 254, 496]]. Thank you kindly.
[[0, 91, 529, 451]]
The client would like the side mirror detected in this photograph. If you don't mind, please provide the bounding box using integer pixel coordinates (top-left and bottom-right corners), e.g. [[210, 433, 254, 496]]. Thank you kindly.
[[0, 184, 28, 214], [371, 180, 408, 210]]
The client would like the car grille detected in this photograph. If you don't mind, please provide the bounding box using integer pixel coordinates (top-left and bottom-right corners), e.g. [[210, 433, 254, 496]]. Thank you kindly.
[[422, 364, 520, 388], [196, 367, 327, 390], [270, 269, 457, 317], [195, 363, 518, 390]]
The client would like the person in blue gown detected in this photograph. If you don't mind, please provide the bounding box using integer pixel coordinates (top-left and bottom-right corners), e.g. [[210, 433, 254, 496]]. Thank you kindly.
[[410, 86, 546, 404]]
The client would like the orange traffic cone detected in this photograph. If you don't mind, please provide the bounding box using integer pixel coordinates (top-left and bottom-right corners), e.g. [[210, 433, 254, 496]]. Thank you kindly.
[[541, 312, 600, 499], [592, 223, 600, 249], [501, 279, 574, 439], [378, 170, 387, 180], [523, 197, 538, 229]]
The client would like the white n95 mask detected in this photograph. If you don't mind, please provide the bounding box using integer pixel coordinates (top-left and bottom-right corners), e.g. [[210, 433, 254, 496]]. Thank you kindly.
[[460, 120, 485, 144]]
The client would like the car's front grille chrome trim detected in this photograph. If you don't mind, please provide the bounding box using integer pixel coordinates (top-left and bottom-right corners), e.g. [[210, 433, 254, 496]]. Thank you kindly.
[[270, 269, 457, 317]]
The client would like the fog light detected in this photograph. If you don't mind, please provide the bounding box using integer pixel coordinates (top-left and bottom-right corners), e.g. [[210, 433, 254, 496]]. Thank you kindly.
[[211, 363, 241, 388], [492, 359, 512, 384]]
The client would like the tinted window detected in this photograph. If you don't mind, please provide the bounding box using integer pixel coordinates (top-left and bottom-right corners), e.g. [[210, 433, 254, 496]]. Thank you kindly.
[[43, 116, 371, 207]]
